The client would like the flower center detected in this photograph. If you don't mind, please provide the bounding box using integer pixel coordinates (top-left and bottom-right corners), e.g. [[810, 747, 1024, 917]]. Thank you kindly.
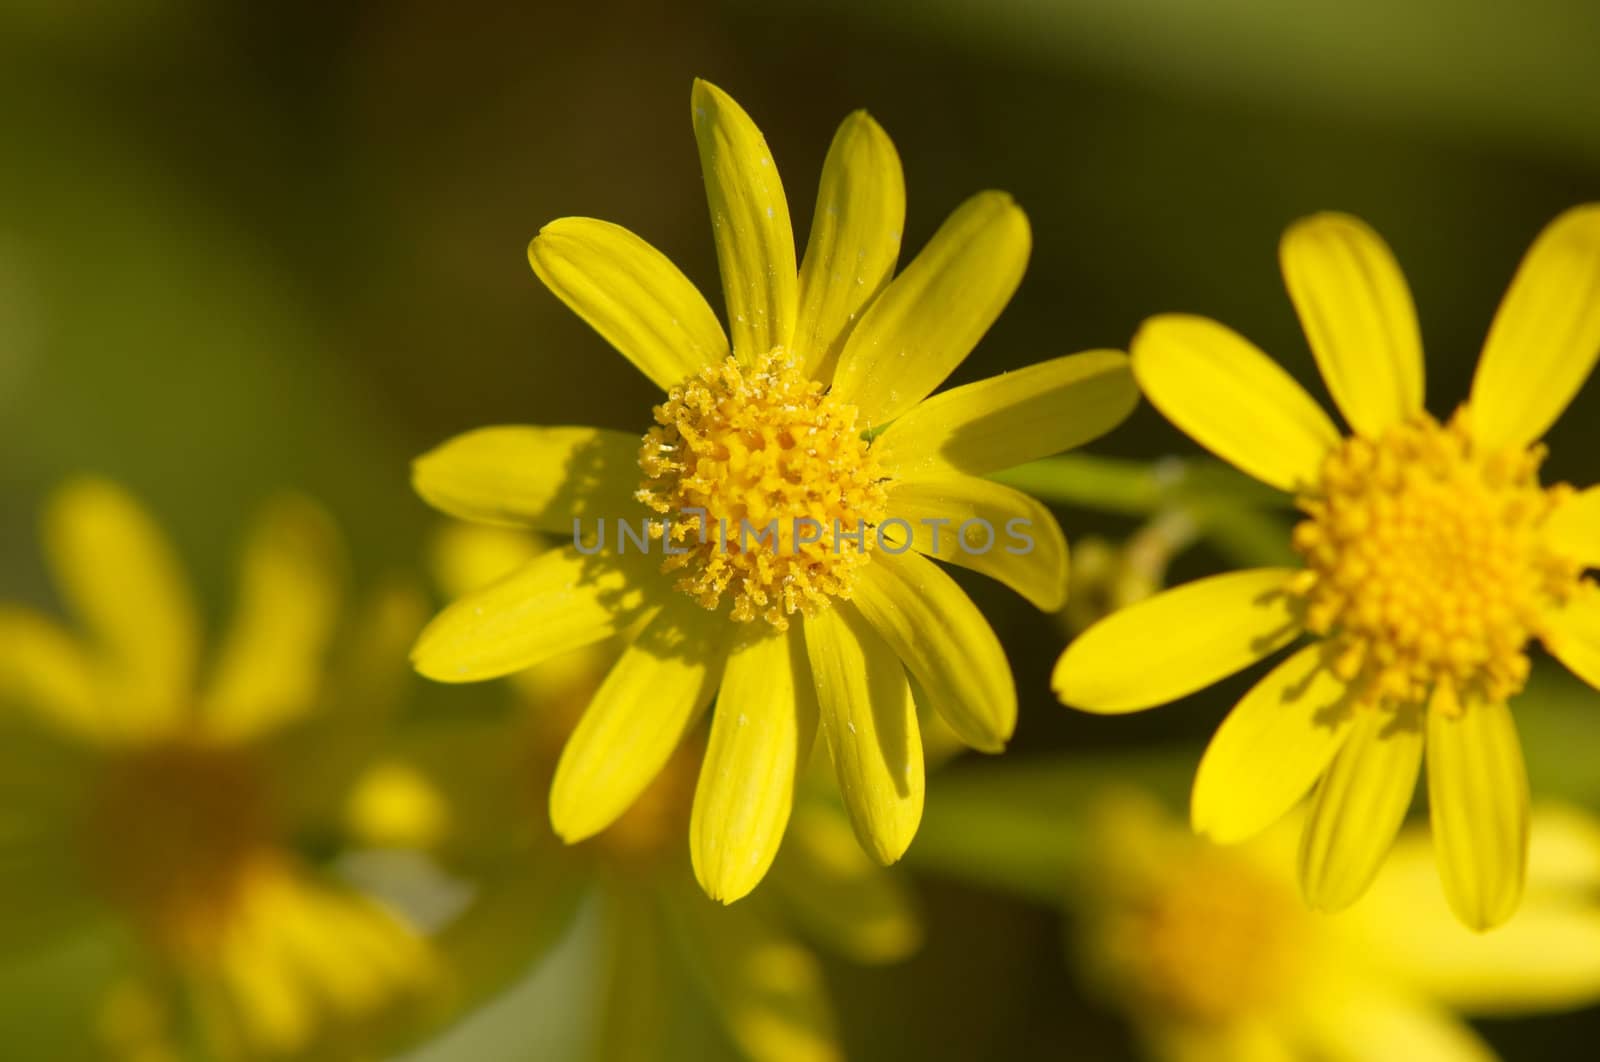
[[637, 350, 888, 628], [1289, 409, 1582, 711], [1098, 848, 1305, 1023], [85, 740, 275, 958]]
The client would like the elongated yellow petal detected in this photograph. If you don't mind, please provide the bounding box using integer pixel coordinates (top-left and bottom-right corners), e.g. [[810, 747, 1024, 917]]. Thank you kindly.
[[1529, 588, 1600, 687], [1192, 643, 1354, 844], [831, 192, 1029, 427], [1280, 213, 1424, 436], [429, 523, 543, 601], [1299, 708, 1423, 911], [411, 546, 654, 682], [665, 880, 842, 1062], [1470, 205, 1600, 450], [1428, 692, 1529, 930], [550, 600, 728, 843], [1053, 568, 1302, 713], [43, 478, 197, 728], [1301, 987, 1495, 1062], [794, 111, 904, 381], [1543, 486, 1600, 568], [872, 350, 1136, 477], [691, 626, 818, 903], [803, 605, 924, 865], [851, 550, 1015, 752], [1360, 806, 1600, 1014], [413, 426, 643, 534], [1132, 314, 1341, 491], [1540, 591, 1600, 691], [528, 217, 729, 390], [202, 496, 343, 742], [884, 474, 1068, 611], [692, 79, 796, 363], [0, 608, 102, 741], [770, 801, 922, 964], [1395, 904, 1600, 1017]]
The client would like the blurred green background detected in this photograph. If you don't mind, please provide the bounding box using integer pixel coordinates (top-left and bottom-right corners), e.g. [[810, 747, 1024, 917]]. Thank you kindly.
[[3, 0, 1599, 1058]]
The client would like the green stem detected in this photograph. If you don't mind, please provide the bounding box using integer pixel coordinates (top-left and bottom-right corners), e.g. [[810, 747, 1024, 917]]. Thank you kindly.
[[995, 454, 1298, 567]]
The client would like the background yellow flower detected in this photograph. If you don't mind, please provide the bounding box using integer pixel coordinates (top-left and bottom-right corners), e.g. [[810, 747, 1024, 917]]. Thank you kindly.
[[0, 481, 435, 1060], [1070, 793, 1600, 1062]]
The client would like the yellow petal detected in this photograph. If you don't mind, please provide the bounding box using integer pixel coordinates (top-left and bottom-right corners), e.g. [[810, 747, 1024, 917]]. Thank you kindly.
[[1280, 212, 1424, 436], [665, 881, 842, 1062], [851, 550, 1015, 752], [1192, 643, 1354, 844], [802, 604, 924, 865], [691, 626, 818, 903], [1399, 904, 1600, 1017], [1427, 692, 1529, 931], [884, 474, 1068, 611], [1053, 568, 1302, 714], [1540, 590, 1600, 691], [770, 801, 922, 964], [221, 903, 314, 1055], [429, 522, 544, 600], [528, 217, 729, 390], [1543, 486, 1600, 568], [0, 607, 102, 741], [1301, 987, 1495, 1062], [793, 110, 904, 381], [412, 426, 643, 533], [411, 545, 654, 682], [549, 599, 728, 843], [202, 496, 344, 742], [1132, 314, 1341, 492], [830, 192, 1030, 427], [872, 349, 1137, 477], [43, 478, 197, 728], [1361, 805, 1600, 1014], [344, 760, 451, 851], [1299, 707, 1423, 911], [1470, 205, 1600, 450], [691, 79, 797, 363]]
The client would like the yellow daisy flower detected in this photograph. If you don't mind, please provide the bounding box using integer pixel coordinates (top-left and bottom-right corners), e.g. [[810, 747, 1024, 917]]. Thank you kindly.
[[0, 479, 434, 1060], [348, 523, 922, 1062], [1054, 207, 1600, 929], [411, 78, 1138, 901], [1073, 792, 1600, 1062]]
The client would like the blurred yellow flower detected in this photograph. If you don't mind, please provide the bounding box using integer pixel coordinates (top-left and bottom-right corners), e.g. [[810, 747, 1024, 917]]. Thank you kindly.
[[1055, 208, 1600, 928], [0, 479, 434, 1060], [347, 522, 923, 1062], [410, 77, 1138, 901], [1073, 793, 1600, 1062]]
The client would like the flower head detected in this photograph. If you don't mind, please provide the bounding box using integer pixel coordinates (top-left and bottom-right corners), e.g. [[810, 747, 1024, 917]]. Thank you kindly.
[[1054, 208, 1600, 928], [1072, 793, 1600, 1062], [411, 79, 1137, 901], [0, 479, 434, 1059]]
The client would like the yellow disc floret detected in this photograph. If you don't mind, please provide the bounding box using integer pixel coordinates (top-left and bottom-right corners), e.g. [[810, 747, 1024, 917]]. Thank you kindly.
[[1097, 848, 1306, 1023], [1289, 409, 1583, 712], [637, 350, 888, 628], [85, 740, 275, 959]]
